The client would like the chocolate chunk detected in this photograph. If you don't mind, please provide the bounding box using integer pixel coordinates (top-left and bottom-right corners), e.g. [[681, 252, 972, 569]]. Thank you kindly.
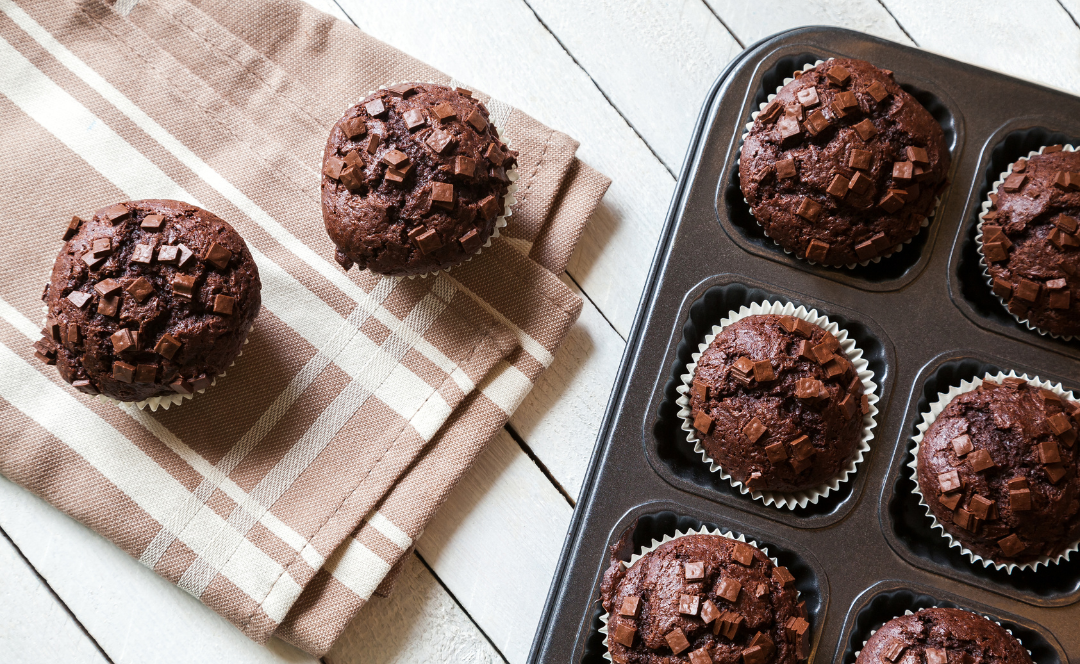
[[191, 376, 212, 393], [998, 533, 1026, 557], [948, 433, 973, 457], [854, 238, 877, 261], [796, 87, 820, 107], [685, 560, 705, 580], [796, 198, 823, 222], [112, 361, 135, 383], [431, 182, 454, 209], [140, 214, 165, 231], [34, 349, 56, 365], [1048, 412, 1072, 436], [753, 360, 776, 382], [72, 379, 97, 395], [666, 628, 691, 655], [839, 391, 858, 418], [794, 318, 816, 338], [431, 102, 456, 121], [765, 441, 788, 464], [938, 469, 962, 493], [171, 274, 196, 299], [805, 110, 830, 136], [452, 156, 476, 178], [402, 108, 427, 130], [1013, 278, 1040, 303], [134, 363, 157, 383], [866, 80, 890, 103], [694, 410, 714, 434], [969, 495, 994, 520], [939, 493, 961, 511], [341, 117, 367, 139], [213, 294, 235, 316], [365, 133, 380, 154], [678, 594, 701, 617], [848, 149, 872, 171], [152, 245, 177, 265], [66, 291, 92, 309], [386, 83, 417, 97], [1037, 440, 1061, 464], [62, 322, 80, 346], [878, 190, 905, 213], [322, 155, 345, 179], [892, 161, 914, 182], [689, 647, 714, 664], [124, 276, 154, 303], [789, 435, 813, 462], [618, 595, 641, 617], [1046, 463, 1068, 483], [701, 599, 721, 624], [732, 542, 755, 566], [1002, 173, 1027, 192], [853, 118, 877, 141], [382, 149, 409, 168], [1056, 214, 1079, 233], [759, 100, 783, 123], [111, 328, 137, 354], [826, 174, 850, 198], [63, 216, 82, 241], [848, 171, 872, 196], [775, 158, 797, 180], [1009, 488, 1032, 511], [771, 566, 795, 587], [383, 167, 407, 184], [91, 238, 112, 257], [203, 242, 233, 270], [982, 242, 1008, 262], [834, 90, 859, 112], [415, 229, 443, 255], [777, 114, 802, 146], [882, 638, 905, 662], [925, 649, 947, 664], [426, 129, 455, 155], [132, 243, 154, 265], [967, 448, 996, 472], [44, 318, 61, 342], [168, 378, 192, 395], [795, 377, 826, 401], [101, 204, 131, 224], [456, 228, 481, 253], [742, 645, 767, 664], [826, 66, 851, 86], [364, 98, 386, 117], [465, 109, 488, 133], [692, 379, 709, 401], [611, 622, 636, 647], [152, 332, 181, 360], [1049, 290, 1071, 310], [176, 244, 195, 268]]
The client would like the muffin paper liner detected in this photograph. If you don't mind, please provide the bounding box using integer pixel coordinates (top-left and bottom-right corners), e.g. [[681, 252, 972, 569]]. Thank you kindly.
[[355, 82, 518, 280], [598, 526, 796, 663], [908, 369, 1080, 573], [975, 144, 1078, 340], [851, 607, 1032, 661], [737, 60, 939, 269], [676, 300, 879, 510], [41, 304, 248, 412]]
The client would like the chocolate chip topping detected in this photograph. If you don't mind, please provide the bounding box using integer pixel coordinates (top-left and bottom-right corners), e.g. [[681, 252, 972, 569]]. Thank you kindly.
[[600, 535, 808, 664], [918, 378, 1080, 564], [855, 608, 1031, 664], [40, 200, 261, 402], [689, 314, 865, 492], [739, 58, 950, 266], [982, 150, 1080, 336], [321, 83, 518, 276]]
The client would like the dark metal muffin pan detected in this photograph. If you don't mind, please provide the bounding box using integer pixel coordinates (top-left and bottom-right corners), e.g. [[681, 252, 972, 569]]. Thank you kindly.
[[527, 27, 1080, 663]]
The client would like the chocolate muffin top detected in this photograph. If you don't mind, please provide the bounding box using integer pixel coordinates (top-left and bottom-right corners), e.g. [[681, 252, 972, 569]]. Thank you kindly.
[[917, 377, 1080, 565], [688, 314, 868, 492], [600, 534, 809, 664], [739, 58, 950, 266], [36, 200, 261, 402], [982, 148, 1080, 336], [321, 82, 518, 277], [855, 608, 1031, 664]]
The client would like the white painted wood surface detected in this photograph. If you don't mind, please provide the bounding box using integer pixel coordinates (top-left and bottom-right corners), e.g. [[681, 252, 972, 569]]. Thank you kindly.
[[6, 1, 1080, 663]]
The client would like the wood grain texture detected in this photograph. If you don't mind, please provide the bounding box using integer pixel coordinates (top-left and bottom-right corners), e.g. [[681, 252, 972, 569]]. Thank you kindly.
[[414, 429, 574, 664], [703, 0, 911, 44], [335, 0, 676, 337], [0, 530, 108, 664], [0, 476, 316, 664], [327, 553, 505, 664], [509, 276, 625, 498], [884, 0, 1080, 95], [526, 0, 743, 171]]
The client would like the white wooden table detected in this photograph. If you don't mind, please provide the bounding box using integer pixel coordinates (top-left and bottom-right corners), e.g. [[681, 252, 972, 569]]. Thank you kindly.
[[3, 1, 1080, 662]]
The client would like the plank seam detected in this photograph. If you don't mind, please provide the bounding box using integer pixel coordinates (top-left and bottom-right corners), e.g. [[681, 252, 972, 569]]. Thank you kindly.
[[1057, 0, 1080, 31], [565, 272, 626, 343], [876, 0, 920, 46], [505, 423, 576, 507], [698, 0, 745, 48]]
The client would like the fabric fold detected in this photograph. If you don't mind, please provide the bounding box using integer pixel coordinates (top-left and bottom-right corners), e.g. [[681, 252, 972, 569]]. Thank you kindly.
[[0, 0, 609, 654]]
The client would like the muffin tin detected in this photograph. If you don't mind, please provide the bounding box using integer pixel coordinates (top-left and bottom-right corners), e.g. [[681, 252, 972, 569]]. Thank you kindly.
[[526, 27, 1080, 663]]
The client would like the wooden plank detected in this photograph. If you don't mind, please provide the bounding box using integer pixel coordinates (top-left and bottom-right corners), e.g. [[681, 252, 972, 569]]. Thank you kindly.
[[0, 475, 317, 664], [334, 0, 675, 338], [414, 429, 574, 664], [703, 0, 912, 45], [525, 0, 743, 171], [326, 553, 506, 664], [882, 0, 1080, 95], [509, 276, 625, 499], [0, 529, 108, 663]]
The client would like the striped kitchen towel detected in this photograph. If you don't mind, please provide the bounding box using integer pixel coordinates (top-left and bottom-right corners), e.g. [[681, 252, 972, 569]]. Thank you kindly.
[[0, 0, 609, 655]]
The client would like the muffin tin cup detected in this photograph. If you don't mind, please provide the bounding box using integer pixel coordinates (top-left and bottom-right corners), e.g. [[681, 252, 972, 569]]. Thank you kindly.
[[851, 607, 1033, 660], [40, 305, 245, 411], [908, 369, 1080, 573], [676, 299, 880, 510], [596, 525, 793, 663], [358, 81, 518, 280], [737, 61, 941, 270], [975, 144, 1078, 340]]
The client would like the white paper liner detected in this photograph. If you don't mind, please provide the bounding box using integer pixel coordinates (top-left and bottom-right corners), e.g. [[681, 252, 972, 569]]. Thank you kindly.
[[975, 144, 1078, 340], [354, 82, 518, 280], [675, 300, 879, 509], [737, 59, 940, 269], [598, 526, 799, 662], [851, 607, 1032, 661], [908, 369, 1080, 573], [41, 304, 247, 412]]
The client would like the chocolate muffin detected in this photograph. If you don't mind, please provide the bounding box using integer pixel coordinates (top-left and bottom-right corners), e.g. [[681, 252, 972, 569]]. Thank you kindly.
[[687, 314, 869, 492], [917, 377, 1080, 565], [321, 82, 517, 277], [981, 147, 1080, 336], [739, 58, 950, 266], [855, 608, 1031, 664], [600, 534, 810, 664], [36, 200, 261, 402]]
